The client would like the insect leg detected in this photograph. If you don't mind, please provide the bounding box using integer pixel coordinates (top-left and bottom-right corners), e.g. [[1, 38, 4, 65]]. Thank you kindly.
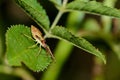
[[36, 45, 42, 56], [21, 33, 35, 41], [28, 43, 39, 49], [21, 33, 39, 49]]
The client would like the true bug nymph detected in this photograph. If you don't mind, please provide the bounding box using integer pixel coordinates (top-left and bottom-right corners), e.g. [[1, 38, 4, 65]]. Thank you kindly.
[[25, 25, 55, 60]]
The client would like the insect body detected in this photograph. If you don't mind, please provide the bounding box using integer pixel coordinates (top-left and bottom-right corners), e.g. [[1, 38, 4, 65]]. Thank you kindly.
[[31, 25, 55, 60]]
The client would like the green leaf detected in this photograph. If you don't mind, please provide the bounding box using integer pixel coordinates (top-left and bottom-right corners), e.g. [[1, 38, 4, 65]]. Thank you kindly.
[[15, 0, 50, 31], [67, 0, 120, 18], [6, 25, 52, 72], [51, 26, 106, 63]]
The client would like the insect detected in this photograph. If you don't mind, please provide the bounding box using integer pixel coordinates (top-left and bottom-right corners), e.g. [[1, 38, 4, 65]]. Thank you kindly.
[[24, 25, 55, 61]]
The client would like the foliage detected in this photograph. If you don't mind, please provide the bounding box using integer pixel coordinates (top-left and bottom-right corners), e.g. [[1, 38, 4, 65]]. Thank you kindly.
[[5, 0, 115, 71], [0, 0, 120, 80], [6, 25, 52, 71]]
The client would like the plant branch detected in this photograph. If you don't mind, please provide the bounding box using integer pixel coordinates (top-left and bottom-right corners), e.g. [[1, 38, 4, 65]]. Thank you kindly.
[[63, 0, 68, 7], [50, 11, 63, 30], [50, 0, 68, 31]]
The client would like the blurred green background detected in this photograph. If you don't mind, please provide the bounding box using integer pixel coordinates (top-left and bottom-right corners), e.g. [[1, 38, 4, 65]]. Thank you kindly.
[[1, 0, 120, 80]]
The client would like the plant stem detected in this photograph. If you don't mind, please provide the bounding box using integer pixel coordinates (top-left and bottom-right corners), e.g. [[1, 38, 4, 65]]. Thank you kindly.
[[63, 0, 68, 7], [50, 11, 63, 30], [42, 11, 85, 80], [50, 0, 68, 31]]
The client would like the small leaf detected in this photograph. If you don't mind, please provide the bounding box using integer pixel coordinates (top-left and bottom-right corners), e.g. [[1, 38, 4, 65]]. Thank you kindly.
[[51, 26, 106, 63], [67, 0, 120, 18], [15, 0, 50, 31], [6, 25, 52, 72]]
